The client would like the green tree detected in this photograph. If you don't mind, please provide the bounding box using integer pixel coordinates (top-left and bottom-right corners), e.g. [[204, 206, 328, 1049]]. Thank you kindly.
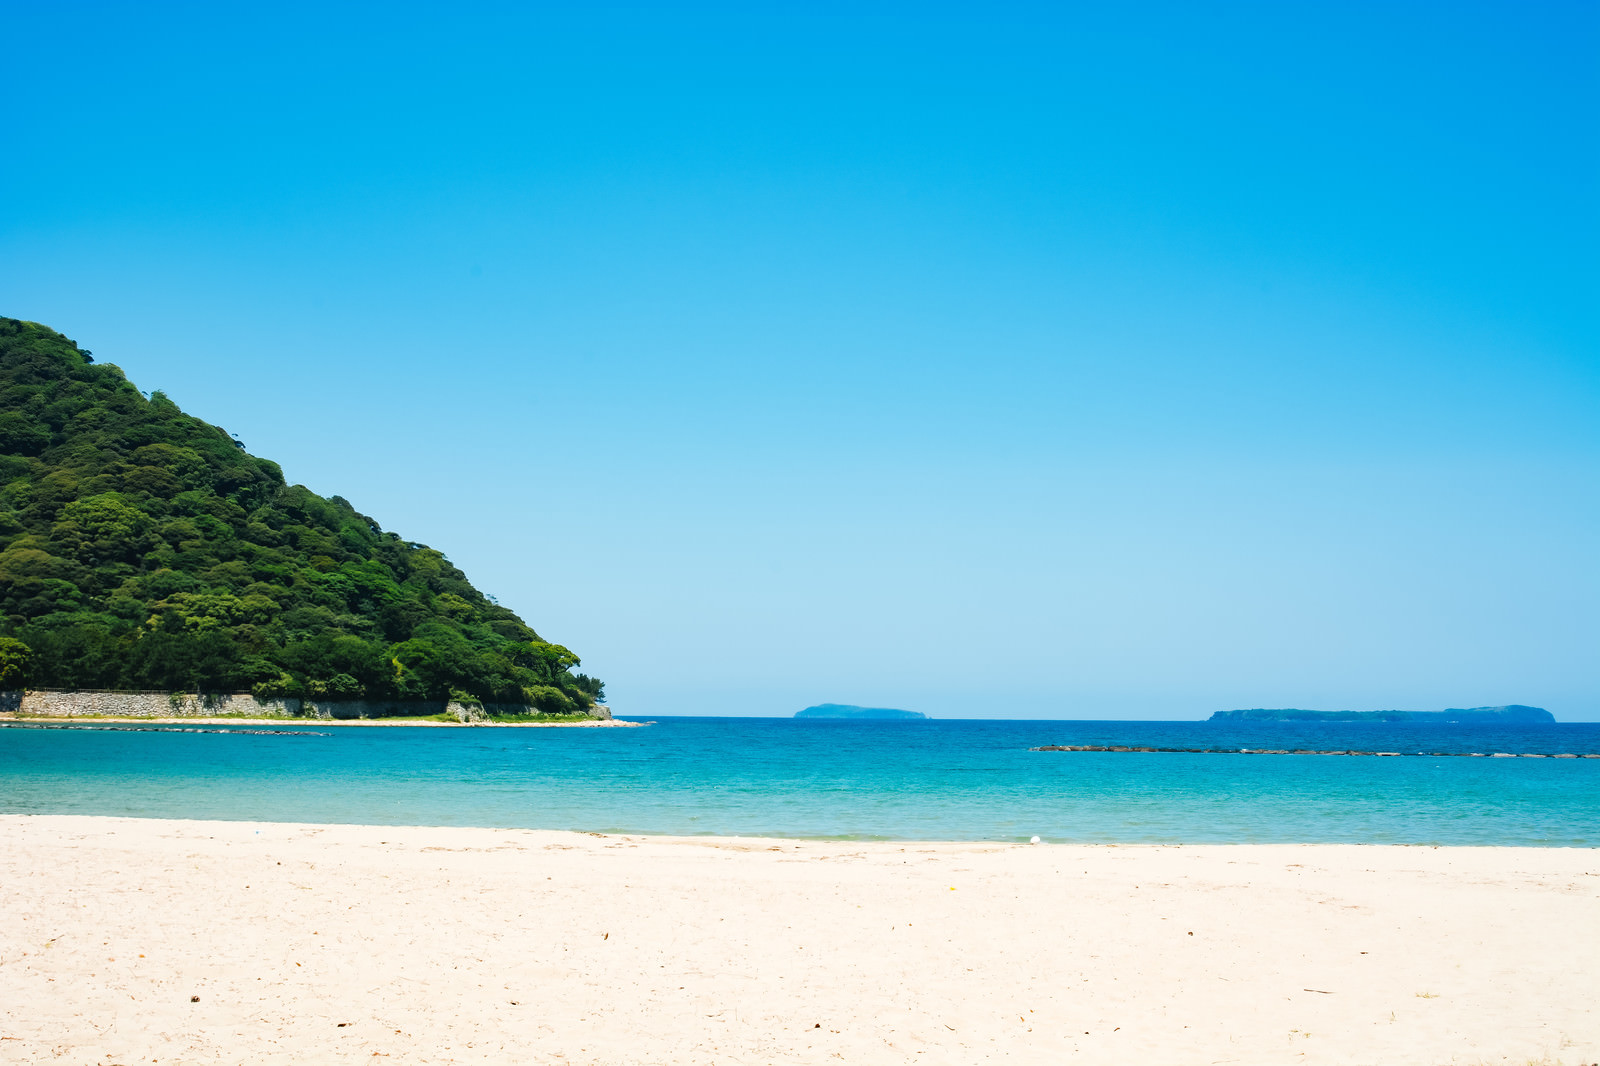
[[0, 412, 50, 456], [0, 636, 34, 688]]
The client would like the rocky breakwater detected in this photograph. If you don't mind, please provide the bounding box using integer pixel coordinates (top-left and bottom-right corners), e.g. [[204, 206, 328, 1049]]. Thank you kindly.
[[1031, 745, 1598, 758]]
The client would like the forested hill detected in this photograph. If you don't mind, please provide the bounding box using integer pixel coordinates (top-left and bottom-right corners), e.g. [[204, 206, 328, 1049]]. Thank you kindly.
[[0, 318, 601, 711]]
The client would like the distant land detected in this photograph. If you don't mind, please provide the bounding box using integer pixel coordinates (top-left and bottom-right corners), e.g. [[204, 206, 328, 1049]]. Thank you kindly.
[[1210, 705, 1554, 724], [795, 704, 928, 720]]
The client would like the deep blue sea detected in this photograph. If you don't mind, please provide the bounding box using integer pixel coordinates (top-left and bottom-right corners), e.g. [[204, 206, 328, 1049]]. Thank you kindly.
[[2, 717, 1597, 845]]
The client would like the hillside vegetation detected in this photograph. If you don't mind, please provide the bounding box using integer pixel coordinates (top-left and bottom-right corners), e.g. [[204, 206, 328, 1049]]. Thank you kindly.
[[0, 318, 601, 711]]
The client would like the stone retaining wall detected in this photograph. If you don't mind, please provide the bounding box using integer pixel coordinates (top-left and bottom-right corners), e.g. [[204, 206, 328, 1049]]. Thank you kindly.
[[0, 691, 610, 722]]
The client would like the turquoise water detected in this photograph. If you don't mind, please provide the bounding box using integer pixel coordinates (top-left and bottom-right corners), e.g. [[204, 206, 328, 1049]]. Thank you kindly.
[[2, 717, 1597, 845]]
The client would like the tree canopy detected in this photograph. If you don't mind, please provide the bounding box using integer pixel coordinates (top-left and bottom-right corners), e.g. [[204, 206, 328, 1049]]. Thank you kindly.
[[0, 317, 602, 711]]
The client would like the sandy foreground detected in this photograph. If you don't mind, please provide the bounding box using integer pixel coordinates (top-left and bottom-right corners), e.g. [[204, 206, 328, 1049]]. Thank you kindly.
[[0, 817, 1595, 1066]]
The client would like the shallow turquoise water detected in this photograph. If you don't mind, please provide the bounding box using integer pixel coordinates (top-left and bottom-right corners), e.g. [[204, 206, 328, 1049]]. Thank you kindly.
[[2, 717, 1597, 845]]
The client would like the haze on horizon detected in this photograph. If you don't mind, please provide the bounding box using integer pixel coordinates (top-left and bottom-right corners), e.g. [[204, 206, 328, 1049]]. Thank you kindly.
[[3, 3, 1595, 720]]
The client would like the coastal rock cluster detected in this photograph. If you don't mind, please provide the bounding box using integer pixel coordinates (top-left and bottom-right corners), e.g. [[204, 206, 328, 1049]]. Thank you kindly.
[[1031, 745, 1597, 758]]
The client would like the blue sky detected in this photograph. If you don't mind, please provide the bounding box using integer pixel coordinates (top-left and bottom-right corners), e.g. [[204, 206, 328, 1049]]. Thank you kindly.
[[3, 1, 1596, 718]]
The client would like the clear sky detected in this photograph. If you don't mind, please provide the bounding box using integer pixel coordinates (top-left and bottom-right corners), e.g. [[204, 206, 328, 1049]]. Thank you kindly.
[[3, 2, 1596, 719]]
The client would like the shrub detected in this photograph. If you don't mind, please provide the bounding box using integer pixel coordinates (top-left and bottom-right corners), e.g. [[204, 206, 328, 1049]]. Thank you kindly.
[[0, 636, 32, 688]]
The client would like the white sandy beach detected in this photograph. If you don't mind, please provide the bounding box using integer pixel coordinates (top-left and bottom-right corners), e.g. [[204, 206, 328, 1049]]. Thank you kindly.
[[1, 816, 1595, 1065]]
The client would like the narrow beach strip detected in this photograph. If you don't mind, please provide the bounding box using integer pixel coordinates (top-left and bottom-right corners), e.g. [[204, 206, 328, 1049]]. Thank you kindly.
[[0, 721, 328, 735], [0, 714, 645, 728]]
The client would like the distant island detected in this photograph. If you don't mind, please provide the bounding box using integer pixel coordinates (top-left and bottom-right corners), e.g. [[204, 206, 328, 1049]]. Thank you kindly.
[[1210, 705, 1554, 724], [795, 704, 928, 720]]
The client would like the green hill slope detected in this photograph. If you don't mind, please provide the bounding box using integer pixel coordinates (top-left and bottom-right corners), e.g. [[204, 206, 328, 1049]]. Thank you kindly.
[[0, 317, 601, 711]]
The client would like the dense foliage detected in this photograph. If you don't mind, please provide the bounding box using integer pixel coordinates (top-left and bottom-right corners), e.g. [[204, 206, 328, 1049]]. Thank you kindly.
[[0, 318, 602, 710]]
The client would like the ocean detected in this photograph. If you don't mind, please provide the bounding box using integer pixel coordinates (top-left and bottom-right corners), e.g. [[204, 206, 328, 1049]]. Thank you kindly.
[[2, 717, 1597, 845]]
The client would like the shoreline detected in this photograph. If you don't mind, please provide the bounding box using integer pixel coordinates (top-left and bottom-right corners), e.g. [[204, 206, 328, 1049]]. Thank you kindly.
[[3, 814, 1595, 1064], [0, 712, 644, 728], [4, 810, 1597, 848], [5, 806, 1599, 848]]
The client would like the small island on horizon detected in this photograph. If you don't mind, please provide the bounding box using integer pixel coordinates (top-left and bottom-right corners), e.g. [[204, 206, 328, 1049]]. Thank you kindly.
[[1210, 705, 1553, 724], [795, 704, 928, 720]]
